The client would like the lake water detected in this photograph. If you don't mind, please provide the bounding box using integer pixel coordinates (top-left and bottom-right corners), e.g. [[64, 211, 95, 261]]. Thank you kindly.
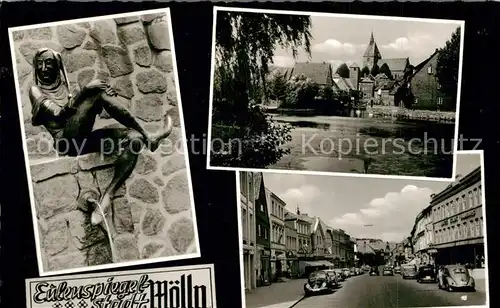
[[269, 115, 455, 178]]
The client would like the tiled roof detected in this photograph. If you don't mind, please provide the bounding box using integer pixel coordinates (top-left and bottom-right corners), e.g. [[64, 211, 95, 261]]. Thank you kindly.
[[378, 58, 409, 73], [269, 66, 293, 80], [360, 76, 375, 83], [409, 49, 440, 81], [350, 62, 360, 68], [290, 62, 332, 85], [334, 77, 355, 91]]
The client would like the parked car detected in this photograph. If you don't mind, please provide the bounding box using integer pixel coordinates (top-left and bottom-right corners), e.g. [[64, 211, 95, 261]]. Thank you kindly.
[[438, 265, 475, 292], [324, 270, 340, 288], [417, 265, 437, 283], [333, 268, 345, 282], [342, 268, 351, 278], [394, 266, 401, 274], [369, 266, 379, 276], [349, 268, 356, 276], [401, 264, 417, 279], [382, 266, 394, 276], [304, 271, 335, 296]]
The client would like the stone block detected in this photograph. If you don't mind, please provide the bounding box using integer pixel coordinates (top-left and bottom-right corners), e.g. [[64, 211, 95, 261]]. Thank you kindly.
[[136, 70, 167, 94], [133, 43, 152, 67], [158, 127, 183, 157], [146, 21, 171, 51], [17, 65, 32, 86], [134, 94, 166, 122], [95, 168, 126, 197], [61, 50, 97, 73], [129, 179, 159, 204], [118, 24, 146, 45], [141, 208, 166, 236], [135, 153, 158, 175], [101, 44, 134, 77], [77, 153, 117, 171], [162, 171, 191, 215], [96, 70, 111, 82], [57, 24, 87, 49], [161, 154, 185, 177], [167, 105, 181, 128], [130, 201, 144, 225], [77, 68, 96, 89], [26, 27, 53, 40], [89, 20, 117, 44], [66, 210, 106, 250], [113, 75, 135, 99], [30, 156, 78, 182], [43, 217, 69, 256], [34, 174, 79, 219], [115, 17, 140, 25], [12, 30, 24, 41], [19, 41, 63, 65], [141, 241, 164, 259], [154, 51, 173, 73], [76, 22, 91, 29], [154, 177, 165, 187], [113, 197, 134, 234], [141, 13, 166, 24], [114, 233, 140, 262], [48, 250, 86, 271], [167, 217, 194, 253]]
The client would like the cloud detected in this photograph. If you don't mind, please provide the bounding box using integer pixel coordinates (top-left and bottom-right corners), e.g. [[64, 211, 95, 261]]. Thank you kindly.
[[332, 213, 365, 226], [280, 184, 324, 215], [333, 184, 434, 242], [312, 39, 361, 56], [272, 56, 295, 68], [380, 33, 438, 60]]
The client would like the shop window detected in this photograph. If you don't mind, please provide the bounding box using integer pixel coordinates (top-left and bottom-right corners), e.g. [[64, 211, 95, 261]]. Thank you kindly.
[[427, 65, 433, 74]]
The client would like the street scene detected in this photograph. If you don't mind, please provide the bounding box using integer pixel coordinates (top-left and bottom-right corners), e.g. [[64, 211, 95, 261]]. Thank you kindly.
[[210, 9, 463, 177], [240, 152, 487, 308]]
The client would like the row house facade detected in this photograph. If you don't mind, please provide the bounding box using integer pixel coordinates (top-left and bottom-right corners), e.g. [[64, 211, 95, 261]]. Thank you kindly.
[[266, 188, 287, 280], [410, 204, 435, 266], [254, 173, 272, 287], [284, 209, 299, 276], [240, 172, 257, 291], [431, 167, 484, 268]]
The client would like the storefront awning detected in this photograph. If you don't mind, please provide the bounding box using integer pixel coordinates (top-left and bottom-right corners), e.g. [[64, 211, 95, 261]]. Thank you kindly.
[[301, 261, 334, 267], [318, 261, 334, 267]]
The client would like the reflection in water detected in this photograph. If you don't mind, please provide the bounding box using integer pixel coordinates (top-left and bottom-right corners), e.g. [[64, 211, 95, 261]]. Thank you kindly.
[[272, 115, 455, 177]]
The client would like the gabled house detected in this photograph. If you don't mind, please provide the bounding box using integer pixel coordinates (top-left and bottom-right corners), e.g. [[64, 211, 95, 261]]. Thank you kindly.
[[289, 62, 334, 87], [254, 173, 272, 286]]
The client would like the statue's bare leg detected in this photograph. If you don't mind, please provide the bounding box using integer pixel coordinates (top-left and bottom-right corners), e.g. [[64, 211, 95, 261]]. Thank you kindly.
[[98, 92, 173, 151], [81, 128, 143, 225]]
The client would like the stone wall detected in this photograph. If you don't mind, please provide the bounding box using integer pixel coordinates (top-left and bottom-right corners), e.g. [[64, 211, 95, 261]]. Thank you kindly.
[[13, 13, 197, 272]]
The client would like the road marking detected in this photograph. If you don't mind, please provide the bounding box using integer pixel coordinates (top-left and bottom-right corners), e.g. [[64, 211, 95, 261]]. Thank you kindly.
[[256, 298, 304, 308]]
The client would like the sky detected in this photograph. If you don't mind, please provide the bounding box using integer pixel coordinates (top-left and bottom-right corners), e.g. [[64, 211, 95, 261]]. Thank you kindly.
[[271, 14, 461, 72], [263, 153, 481, 243]]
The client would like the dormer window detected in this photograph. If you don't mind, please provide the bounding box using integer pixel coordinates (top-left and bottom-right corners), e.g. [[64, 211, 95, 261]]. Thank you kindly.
[[427, 65, 433, 74]]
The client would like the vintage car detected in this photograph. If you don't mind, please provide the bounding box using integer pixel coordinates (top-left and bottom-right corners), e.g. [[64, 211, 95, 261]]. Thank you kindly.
[[333, 268, 345, 282], [304, 270, 335, 296], [394, 266, 401, 274], [401, 264, 417, 279], [438, 265, 475, 292], [369, 266, 379, 276], [349, 268, 357, 276], [382, 266, 394, 276], [342, 268, 351, 278], [324, 270, 340, 288], [417, 265, 437, 283]]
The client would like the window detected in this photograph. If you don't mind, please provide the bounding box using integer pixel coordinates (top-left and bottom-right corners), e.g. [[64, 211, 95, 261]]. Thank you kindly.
[[264, 228, 268, 239], [260, 203, 264, 212], [462, 195, 468, 211], [476, 187, 482, 205], [248, 173, 254, 202], [242, 208, 247, 240], [427, 65, 433, 74], [240, 173, 248, 197], [415, 98, 419, 105], [258, 224, 261, 237], [437, 97, 443, 105]]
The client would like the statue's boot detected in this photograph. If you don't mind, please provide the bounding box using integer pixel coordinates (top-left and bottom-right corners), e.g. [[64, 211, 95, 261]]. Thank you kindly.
[[148, 114, 173, 152]]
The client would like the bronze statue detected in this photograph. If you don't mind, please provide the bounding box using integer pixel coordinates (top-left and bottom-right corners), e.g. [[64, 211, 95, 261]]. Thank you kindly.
[[29, 48, 173, 225]]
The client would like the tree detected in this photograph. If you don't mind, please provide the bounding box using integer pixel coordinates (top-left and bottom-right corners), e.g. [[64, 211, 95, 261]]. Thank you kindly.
[[336, 63, 350, 78], [379, 63, 393, 79], [212, 11, 312, 167], [267, 71, 289, 102], [361, 66, 370, 78], [436, 27, 461, 103], [284, 75, 319, 107], [370, 64, 380, 77]]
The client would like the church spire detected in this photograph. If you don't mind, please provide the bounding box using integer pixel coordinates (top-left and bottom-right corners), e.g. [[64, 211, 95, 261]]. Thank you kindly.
[[370, 31, 374, 43], [296, 203, 300, 215]]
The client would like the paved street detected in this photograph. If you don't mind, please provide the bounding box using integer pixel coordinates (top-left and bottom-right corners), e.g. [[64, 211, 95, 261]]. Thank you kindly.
[[245, 278, 307, 308], [295, 273, 487, 308]]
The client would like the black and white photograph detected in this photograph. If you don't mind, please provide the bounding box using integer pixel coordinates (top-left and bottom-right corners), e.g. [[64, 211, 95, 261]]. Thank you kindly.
[[8, 8, 200, 276], [238, 151, 488, 308], [208, 7, 464, 180]]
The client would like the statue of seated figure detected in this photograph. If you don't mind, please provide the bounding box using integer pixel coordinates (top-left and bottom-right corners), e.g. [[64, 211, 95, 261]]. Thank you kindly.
[[29, 47, 173, 226]]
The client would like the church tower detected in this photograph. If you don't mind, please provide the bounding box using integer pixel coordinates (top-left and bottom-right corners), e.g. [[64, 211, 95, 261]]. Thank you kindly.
[[362, 32, 382, 69]]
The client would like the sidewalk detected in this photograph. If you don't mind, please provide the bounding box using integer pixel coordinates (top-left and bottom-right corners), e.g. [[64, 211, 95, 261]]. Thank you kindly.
[[470, 269, 487, 293], [245, 278, 306, 308]]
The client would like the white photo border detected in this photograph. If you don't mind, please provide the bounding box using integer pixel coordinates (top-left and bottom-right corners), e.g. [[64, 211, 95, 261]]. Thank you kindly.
[[8, 7, 201, 277], [207, 6, 466, 183]]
